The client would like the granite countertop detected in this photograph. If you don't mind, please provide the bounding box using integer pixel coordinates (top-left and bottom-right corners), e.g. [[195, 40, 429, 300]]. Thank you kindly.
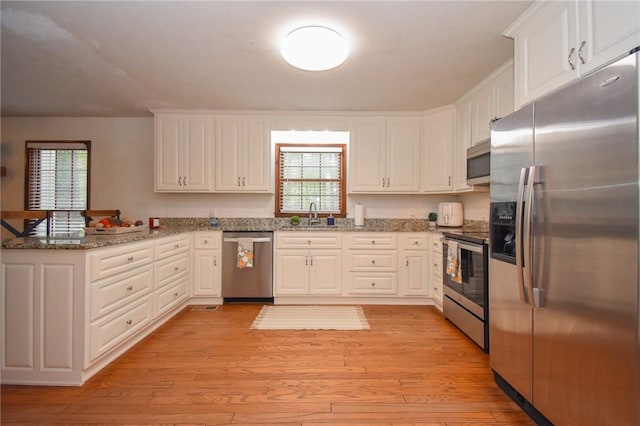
[[3, 217, 487, 250]]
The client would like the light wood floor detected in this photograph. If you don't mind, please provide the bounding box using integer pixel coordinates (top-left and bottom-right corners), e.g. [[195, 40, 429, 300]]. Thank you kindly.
[[1, 304, 533, 425]]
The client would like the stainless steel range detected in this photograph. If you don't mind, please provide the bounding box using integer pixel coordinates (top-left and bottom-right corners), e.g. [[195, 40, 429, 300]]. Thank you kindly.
[[442, 231, 489, 352]]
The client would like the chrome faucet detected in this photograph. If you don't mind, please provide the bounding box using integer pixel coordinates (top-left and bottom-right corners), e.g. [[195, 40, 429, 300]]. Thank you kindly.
[[308, 202, 319, 225]]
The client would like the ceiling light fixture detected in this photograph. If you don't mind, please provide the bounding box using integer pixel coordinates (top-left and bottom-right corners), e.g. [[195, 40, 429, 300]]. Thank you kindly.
[[281, 26, 348, 71]]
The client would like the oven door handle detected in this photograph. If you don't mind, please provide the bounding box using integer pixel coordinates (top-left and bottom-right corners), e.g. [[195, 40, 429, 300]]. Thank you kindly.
[[515, 167, 530, 304]]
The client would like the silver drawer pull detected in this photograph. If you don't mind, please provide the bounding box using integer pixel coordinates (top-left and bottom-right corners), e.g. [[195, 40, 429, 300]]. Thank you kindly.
[[371, 282, 376, 287], [371, 260, 376, 264], [203, 240, 209, 244], [174, 244, 180, 248], [174, 266, 179, 271], [126, 285, 133, 291], [127, 256, 134, 262], [174, 292, 179, 297], [126, 319, 132, 325], [371, 240, 376, 245]]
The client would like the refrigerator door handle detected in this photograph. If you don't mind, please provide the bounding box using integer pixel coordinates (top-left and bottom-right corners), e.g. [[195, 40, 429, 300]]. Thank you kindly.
[[515, 167, 530, 304], [523, 165, 537, 307]]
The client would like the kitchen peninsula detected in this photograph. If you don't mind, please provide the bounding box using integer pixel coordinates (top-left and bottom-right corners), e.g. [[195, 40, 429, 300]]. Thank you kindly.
[[3, 217, 482, 386]]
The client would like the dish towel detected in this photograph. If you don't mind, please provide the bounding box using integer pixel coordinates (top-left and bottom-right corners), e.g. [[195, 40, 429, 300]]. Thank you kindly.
[[237, 238, 254, 269], [446, 240, 462, 283]]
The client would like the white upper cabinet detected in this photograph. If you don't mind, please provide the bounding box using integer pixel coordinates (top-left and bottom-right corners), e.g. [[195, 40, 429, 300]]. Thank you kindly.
[[453, 101, 472, 192], [215, 116, 271, 192], [155, 114, 214, 192], [506, 0, 640, 108], [349, 116, 420, 193], [421, 107, 455, 193]]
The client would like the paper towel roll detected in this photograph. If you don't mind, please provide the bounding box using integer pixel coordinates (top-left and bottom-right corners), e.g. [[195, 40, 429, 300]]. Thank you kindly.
[[355, 203, 364, 227]]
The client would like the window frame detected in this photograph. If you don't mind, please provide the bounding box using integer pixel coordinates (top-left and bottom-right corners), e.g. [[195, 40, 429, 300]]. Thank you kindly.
[[24, 140, 92, 235], [274, 143, 346, 218]]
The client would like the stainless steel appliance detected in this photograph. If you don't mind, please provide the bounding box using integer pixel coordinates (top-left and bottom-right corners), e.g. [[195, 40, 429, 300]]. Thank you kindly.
[[489, 50, 640, 425], [222, 231, 274, 301], [466, 140, 490, 185], [442, 231, 489, 352]]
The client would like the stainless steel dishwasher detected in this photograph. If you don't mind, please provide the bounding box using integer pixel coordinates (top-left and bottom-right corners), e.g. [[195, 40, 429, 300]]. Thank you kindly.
[[222, 231, 273, 302]]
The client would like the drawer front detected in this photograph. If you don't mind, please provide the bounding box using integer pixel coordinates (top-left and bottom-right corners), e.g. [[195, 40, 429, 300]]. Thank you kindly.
[[348, 251, 397, 272], [155, 254, 189, 289], [432, 253, 443, 280], [400, 234, 428, 250], [90, 242, 153, 281], [155, 235, 191, 260], [276, 232, 342, 249], [193, 231, 221, 249], [90, 264, 153, 321], [155, 277, 189, 318], [89, 295, 153, 362], [346, 233, 397, 249], [348, 274, 397, 294], [431, 234, 443, 254]]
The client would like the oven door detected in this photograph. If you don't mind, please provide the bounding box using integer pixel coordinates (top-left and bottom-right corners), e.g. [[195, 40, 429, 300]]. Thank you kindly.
[[442, 240, 487, 319]]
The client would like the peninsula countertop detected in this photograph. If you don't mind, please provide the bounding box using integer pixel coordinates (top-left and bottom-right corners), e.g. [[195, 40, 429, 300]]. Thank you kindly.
[[3, 217, 486, 250]]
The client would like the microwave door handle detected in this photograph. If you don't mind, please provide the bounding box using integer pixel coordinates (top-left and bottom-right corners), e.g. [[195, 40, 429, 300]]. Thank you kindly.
[[516, 167, 529, 304], [523, 165, 538, 307]]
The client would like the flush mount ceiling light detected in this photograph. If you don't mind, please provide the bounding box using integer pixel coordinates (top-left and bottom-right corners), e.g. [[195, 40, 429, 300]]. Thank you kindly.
[[281, 26, 348, 71]]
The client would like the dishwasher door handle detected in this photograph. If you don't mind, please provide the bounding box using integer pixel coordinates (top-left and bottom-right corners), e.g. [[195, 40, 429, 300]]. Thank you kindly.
[[223, 237, 271, 243]]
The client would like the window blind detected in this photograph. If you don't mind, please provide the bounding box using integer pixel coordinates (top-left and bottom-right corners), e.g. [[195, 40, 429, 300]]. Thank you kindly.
[[277, 145, 345, 214], [27, 143, 89, 235]]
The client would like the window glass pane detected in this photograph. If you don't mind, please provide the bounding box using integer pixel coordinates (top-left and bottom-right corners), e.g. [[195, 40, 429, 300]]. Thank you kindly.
[[27, 144, 89, 236]]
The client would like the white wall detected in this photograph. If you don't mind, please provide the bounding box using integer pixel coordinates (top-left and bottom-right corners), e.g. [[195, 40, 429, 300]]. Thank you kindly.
[[1, 117, 487, 236]]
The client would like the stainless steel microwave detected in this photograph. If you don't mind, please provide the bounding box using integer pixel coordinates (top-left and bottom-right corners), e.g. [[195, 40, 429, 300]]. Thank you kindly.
[[466, 141, 490, 185]]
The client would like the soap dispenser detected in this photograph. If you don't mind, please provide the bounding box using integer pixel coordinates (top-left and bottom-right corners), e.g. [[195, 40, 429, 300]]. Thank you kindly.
[[326, 214, 335, 226]]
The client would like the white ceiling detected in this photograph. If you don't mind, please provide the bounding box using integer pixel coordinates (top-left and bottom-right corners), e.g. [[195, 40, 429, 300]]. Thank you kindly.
[[1, 1, 533, 117]]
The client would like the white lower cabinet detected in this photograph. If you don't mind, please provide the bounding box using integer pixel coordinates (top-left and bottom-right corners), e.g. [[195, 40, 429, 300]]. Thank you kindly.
[[274, 232, 343, 296], [345, 232, 398, 296], [430, 232, 444, 311], [398, 233, 430, 297], [192, 231, 222, 299]]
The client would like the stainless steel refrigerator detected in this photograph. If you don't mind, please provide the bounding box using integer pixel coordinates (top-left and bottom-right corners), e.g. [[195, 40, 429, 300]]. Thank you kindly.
[[489, 50, 639, 425]]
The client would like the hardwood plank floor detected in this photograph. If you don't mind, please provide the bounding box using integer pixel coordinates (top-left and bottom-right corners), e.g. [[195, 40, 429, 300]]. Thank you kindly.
[[1, 304, 534, 425]]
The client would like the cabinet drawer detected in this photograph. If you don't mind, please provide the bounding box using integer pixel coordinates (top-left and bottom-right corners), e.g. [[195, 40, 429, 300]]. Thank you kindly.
[[155, 254, 189, 289], [432, 253, 443, 280], [276, 232, 342, 249], [90, 264, 153, 321], [193, 231, 220, 249], [89, 242, 153, 281], [400, 234, 428, 250], [348, 251, 397, 272], [346, 233, 396, 249], [431, 234, 443, 254], [348, 274, 397, 295], [89, 295, 153, 362], [155, 234, 190, 260], [155, 277, 189, 318]]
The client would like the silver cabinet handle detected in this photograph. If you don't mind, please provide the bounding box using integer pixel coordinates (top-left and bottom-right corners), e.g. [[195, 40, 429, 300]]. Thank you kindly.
[[242, 177, 246, 186], [174, 266, 179, 271], [183, 176, 187, 186], [578, 41, 586, 64], [127, 256, 134, 262], [382, 177, 386, 188], [386, 178, 390, 187], [305, 256, 308, 266], [371, 259, 376, 264], [126, 285, 133, 291], [371, 282, 376, 287], [310, 256, 313, 266], [237, 177, 241, 187], [568, 47, 576, 70], [126, 319, 132, 325], [448, 176, 452, 186], [214, 256, 217, 266], [174, 292, 179, 297], [405, 258, 409, 267]]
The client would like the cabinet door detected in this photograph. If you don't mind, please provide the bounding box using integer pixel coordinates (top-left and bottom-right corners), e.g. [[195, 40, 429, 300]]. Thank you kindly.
[[514, 1, 579, 107], [453, 102, 472, 192], [400, 251, 429, 296], [386, 117, 421, 192], [275, 251, 309, 294], [348, 118, 386, 192], [578, 0, 640, 74], [470, 83, 494, 145], [308, 250, 343, 295], [243, 119, 271, 192], [493, 63, 515, 120], [183, 116, 213, 191], [193, 250, 220, 296], [422, 109, 454, 192], [215, 117, 243, 191], [155, 116, 183, 191]]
